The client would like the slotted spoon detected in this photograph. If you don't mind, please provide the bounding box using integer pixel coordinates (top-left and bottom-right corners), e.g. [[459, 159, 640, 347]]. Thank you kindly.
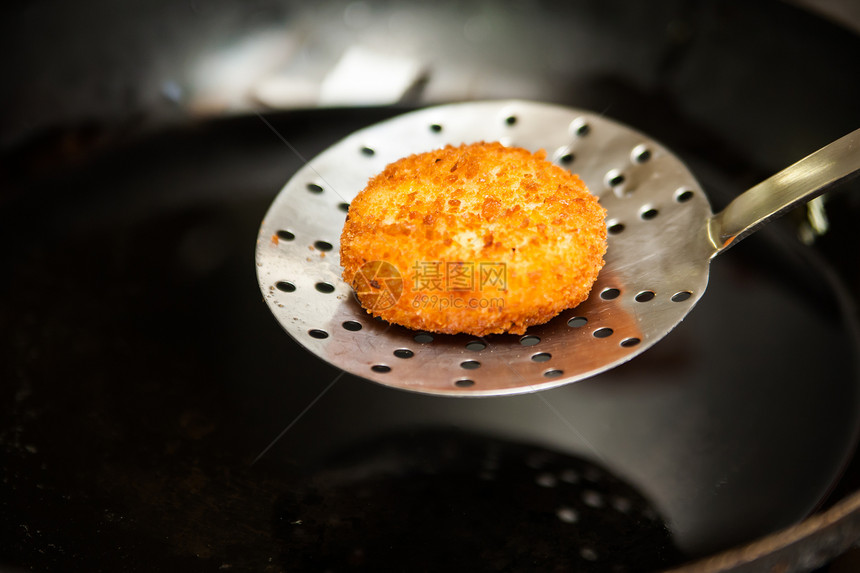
[[255, 100, 859, 396]]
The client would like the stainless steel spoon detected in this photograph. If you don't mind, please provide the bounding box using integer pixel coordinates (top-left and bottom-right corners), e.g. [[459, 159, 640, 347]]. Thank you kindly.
[[256, 100, 859, 396]]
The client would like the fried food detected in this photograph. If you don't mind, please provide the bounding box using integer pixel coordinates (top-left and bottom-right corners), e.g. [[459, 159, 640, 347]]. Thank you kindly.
[[339, 141, 607, 336]]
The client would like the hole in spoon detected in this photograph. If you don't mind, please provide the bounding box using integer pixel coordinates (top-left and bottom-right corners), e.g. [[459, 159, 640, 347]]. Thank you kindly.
[[606, 170, 625, 188], [600, 288, 620, 300], [608, 222, 625, 235], [455, 379, 475, 388], [635, 291, 655, 302], [520, 335, 540, 346], [672, 291, 693, 302], [342, 320, 362, 331], [676, 189, 695, 203], [632, 145, 652, 163], [640, 207, 659, 220], [571, 118, 590, 137]]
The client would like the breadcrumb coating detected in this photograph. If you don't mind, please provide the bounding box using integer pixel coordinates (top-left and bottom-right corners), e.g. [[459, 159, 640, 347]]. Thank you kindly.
[[340, 141, 607, 336]]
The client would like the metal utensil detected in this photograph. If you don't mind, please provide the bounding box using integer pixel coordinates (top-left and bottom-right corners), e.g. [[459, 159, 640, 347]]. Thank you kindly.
[[256, 100, 859, 396]]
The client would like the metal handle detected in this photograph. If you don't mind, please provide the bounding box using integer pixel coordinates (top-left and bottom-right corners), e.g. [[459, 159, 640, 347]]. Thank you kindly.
[[708, 128, 860, 256]]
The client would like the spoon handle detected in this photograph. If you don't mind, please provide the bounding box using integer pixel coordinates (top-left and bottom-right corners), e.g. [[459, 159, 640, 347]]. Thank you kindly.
[[708, 128, 860, 256]]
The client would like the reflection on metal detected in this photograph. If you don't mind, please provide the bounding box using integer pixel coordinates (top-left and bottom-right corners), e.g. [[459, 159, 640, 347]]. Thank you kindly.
[[318, 46, 426, 106]]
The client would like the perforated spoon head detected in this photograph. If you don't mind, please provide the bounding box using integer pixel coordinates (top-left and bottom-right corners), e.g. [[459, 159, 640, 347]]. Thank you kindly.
[[256, 101, 723, 396]]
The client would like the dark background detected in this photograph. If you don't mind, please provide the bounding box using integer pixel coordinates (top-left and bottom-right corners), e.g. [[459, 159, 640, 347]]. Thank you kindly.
[[3, 1, 860, 571]]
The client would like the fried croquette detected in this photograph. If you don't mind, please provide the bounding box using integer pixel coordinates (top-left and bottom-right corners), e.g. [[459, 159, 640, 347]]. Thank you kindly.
[[340, 141, 607, 336]]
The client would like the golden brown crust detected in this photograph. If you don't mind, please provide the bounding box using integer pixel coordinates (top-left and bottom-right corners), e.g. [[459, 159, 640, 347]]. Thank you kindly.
[[340, 141, 607, 336]]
